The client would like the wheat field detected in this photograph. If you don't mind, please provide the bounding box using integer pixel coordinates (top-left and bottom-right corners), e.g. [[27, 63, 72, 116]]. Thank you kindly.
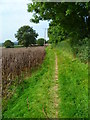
[[2, 47, 45, 100]]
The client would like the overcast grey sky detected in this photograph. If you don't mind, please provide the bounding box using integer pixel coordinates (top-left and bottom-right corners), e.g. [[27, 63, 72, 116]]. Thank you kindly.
[[0, 0, 49, 43]]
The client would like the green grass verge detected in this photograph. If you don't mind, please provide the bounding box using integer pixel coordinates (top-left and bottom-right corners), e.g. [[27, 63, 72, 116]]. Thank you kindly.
[[56, 41, 88, 118], [3, 46, 56, 118], [14, 45, 24, 48]]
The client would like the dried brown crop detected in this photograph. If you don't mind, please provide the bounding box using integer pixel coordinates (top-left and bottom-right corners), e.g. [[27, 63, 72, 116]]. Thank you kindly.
[[2, 47, 45, 100]]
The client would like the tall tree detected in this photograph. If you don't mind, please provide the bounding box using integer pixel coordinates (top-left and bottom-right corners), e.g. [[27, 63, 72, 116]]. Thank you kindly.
[[15, 25, 38, 47], [28, 2, 90, 40]]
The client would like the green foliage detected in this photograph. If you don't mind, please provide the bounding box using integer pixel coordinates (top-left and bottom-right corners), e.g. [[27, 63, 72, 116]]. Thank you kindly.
[[28, 2, 90, 60], [28, 2, 90, 38], [56, 41, 88, 118], [48, 23, 68, 44], [70, 37, 89, 62], [27, 2, 90, 64], [3, 40, 14, 48], [15, 25, 38, 47], [37, 38, 45, 46]]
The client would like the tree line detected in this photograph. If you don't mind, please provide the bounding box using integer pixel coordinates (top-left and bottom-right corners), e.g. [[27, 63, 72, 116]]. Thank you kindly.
[[3, 25, 46, 48]]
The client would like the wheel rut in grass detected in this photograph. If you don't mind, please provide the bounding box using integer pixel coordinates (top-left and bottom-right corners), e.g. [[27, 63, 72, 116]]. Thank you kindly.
[[54, 54, 59, 118]]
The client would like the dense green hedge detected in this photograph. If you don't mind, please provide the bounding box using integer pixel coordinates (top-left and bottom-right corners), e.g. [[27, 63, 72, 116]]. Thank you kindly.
[[70, 37, 89, 63]]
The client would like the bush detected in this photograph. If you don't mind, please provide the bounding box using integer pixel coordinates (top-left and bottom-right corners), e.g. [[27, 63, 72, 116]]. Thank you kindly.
[[3, 40, 14, 48], [37, 38, 45, 46], [70, 37, 89, 63]]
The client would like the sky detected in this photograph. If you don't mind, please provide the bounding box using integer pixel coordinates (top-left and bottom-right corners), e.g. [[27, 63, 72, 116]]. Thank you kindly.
[[0, 0, 49, 43]]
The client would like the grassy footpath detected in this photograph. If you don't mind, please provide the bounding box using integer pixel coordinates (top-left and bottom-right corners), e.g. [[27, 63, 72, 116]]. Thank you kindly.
[[56, 41, 88, 118], [3, 46, 56, 118], [3, 41, 88, 118]]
